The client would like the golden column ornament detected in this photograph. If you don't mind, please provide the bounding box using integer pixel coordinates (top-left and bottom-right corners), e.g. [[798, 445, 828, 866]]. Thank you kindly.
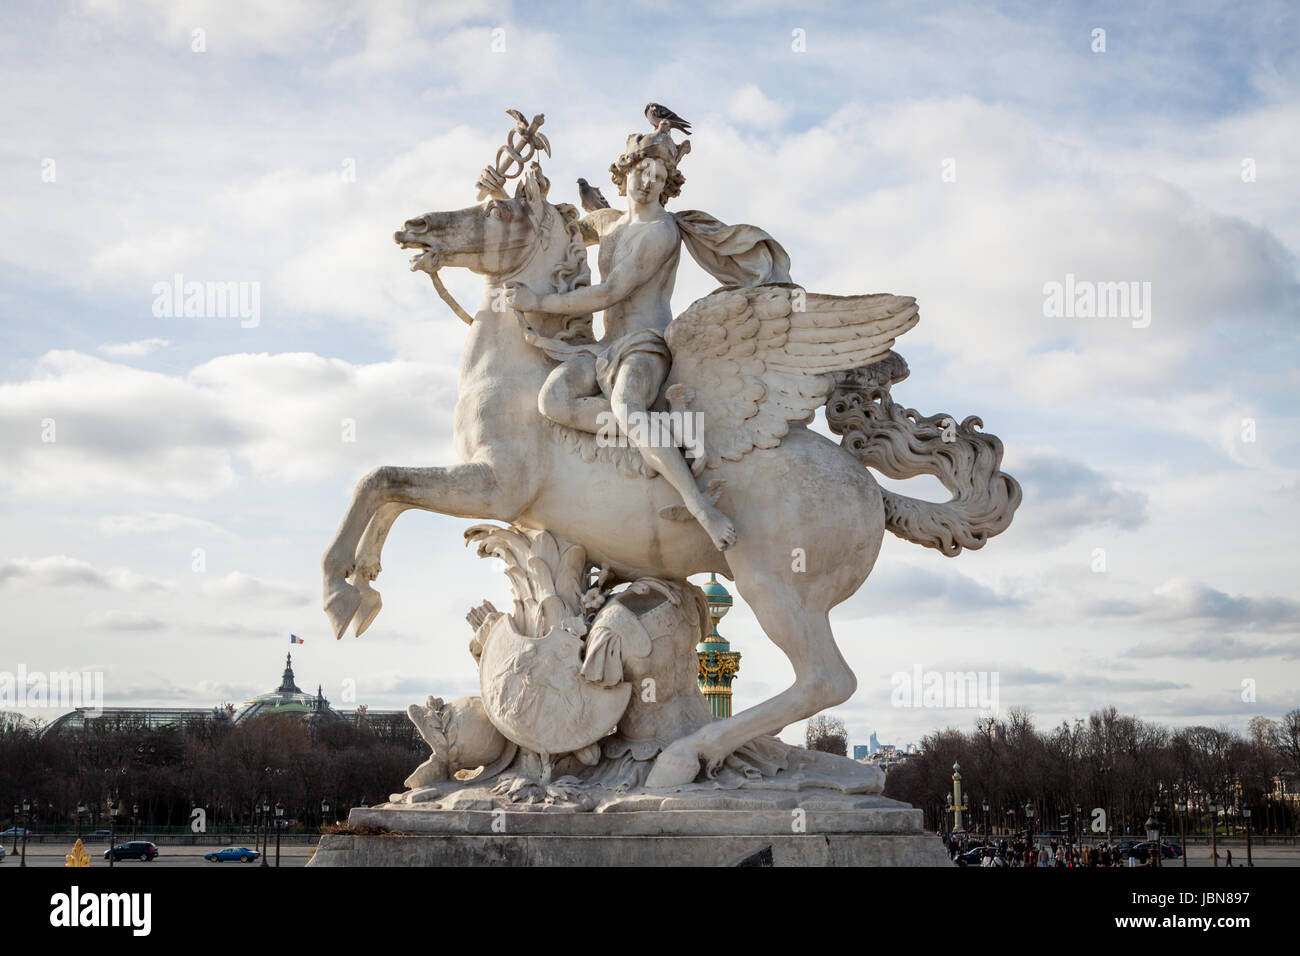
[[949, 762, 969, 835], [698, 574, 741, 718]]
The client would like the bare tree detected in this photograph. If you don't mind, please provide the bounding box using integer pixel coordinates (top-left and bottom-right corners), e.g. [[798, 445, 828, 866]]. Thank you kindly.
[[805, 714, 849, 756]]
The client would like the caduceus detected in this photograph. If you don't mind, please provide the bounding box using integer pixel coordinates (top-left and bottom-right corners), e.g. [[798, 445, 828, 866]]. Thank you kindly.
[[475, 109, 550, 200]]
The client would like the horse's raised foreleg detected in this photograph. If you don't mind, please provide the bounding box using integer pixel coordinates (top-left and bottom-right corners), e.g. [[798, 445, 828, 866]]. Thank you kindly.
[[323, 462, 500, 638], [646, 568, 857, 787]]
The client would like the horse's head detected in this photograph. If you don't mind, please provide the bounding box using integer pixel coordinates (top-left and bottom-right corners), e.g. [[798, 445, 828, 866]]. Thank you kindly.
[[395, 164, 565, 280], [395, 164, 591, 333]]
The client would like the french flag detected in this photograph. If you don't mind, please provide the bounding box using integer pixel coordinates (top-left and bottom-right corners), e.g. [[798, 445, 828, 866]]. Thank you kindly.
[[290, 634, 305, 644]]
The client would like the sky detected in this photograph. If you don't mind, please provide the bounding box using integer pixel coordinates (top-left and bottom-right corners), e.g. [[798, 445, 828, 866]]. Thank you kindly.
[[1, 0, 1297, 751]]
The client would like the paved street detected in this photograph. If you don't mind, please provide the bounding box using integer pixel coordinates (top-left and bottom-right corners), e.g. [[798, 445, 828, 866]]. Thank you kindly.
[[1, 844, 317, 868]]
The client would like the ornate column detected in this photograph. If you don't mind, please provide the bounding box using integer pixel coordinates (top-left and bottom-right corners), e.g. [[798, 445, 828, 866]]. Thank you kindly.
[[697, 574, 741, 718]]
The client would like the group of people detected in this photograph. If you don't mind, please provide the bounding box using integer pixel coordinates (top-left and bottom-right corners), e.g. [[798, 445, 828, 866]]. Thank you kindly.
[[944, 834, 1166, 867]]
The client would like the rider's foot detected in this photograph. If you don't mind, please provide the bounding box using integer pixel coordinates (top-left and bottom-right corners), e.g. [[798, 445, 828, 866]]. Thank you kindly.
[[692, 501, 737, 551]]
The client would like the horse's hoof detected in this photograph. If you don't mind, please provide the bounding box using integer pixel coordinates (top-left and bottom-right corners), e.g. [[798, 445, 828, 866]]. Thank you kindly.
[[353, 588, 382, 637], [324, 582, 361, 640], [646, 739, 701, 788]]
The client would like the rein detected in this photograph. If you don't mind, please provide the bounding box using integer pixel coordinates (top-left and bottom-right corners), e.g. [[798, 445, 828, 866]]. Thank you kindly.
[[424, 207, 553, 329]]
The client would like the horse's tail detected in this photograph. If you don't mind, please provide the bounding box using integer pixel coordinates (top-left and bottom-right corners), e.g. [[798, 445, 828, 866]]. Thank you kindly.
[[827, 356, 1021, 556]]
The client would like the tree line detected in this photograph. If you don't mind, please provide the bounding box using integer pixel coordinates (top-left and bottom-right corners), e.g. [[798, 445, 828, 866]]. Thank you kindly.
[[883, 707, 1300, 838], [0, 710, 422, 833]]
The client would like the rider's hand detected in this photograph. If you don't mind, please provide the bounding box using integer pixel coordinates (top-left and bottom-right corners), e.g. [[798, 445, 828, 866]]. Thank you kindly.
[[504, 282, 541, 312], [476, 165, 508, 200]]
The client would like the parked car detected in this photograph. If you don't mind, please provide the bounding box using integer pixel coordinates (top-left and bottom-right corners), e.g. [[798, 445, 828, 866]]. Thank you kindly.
[[104, 841, 158, 862], [204, 846, 261, 863], [0, 827, 31, 838], [84, 829, 113, 842], [0, 844, 6, 861]]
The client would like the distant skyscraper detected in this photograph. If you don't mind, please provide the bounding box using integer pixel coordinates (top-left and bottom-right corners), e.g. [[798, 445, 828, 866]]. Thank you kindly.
[[852, 745, 869, 761], [869, 730, 881, 754]]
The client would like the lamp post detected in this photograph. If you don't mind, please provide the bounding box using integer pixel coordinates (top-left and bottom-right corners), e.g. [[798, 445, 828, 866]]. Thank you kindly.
[[75, 802, 86, 839], [1024, 800, 1035, 867], [132, 802, 139, 841], [274, 802, 284, 868], [1074, 802, 1082, 849], [321, 798, 331, 828], [259, 797, 270, 867], [19, 797, 30, 868], [1244, 807, 1253, 867], [1145, 811, 1160, 868], [1209, 802, 1218, 868], [10, 804, 18, 855], [107, 795, 118, 869], [982, 800, 990, 846]]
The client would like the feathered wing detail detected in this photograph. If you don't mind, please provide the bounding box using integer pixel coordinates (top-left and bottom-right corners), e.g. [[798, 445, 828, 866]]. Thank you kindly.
[[663, 287, 919, 469]]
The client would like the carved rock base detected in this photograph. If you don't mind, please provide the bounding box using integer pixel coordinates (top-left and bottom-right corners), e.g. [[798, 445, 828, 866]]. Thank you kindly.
[[307, 794, 953, 867]]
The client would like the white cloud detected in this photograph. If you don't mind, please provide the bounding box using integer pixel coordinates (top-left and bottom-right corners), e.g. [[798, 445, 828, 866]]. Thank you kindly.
[[96, 511, 228, 536], [97, 338, 172, 358], [0, 349, 455, 498], [97, 610, 166, 631], [200, 571, 309, 606], [728, 84, 790, 129], [0, 555, 173, 592]]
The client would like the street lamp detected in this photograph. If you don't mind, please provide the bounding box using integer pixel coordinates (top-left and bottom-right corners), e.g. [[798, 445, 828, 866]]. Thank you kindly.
[[1145, 813, 1160, 868], [1209, 802, 1218, 868], [10, 804, 18, 855], [1075, 803, 1082, 847], [982, 800, 990, 845], [1024, 801, 1035, 867], [274, 802, 284, 868], [20, 797, 30, 868], [132, 802, 139, 841], [107, 795, 118, 869], [75, 802, 86, 839], [1244, 807, 1253, 867], [321, 798, 331, 828], [259, 797, 270, 867]]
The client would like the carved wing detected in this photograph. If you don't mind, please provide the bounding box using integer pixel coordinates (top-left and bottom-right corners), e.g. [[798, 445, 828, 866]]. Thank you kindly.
[[663, 286, 918, 469]]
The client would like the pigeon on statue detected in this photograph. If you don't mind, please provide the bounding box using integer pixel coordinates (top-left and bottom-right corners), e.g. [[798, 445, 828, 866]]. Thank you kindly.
[[577, 177, 611, 212], [645, 102, 691, 135]]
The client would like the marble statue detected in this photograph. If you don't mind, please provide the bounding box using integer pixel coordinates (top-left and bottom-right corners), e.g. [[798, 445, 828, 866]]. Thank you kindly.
[[320, 107, 1021, 813]]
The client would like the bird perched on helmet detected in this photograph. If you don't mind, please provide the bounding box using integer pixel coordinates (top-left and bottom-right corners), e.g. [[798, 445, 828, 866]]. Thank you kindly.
[[577, 177, 610, 212], [645, 103, 691, 135]]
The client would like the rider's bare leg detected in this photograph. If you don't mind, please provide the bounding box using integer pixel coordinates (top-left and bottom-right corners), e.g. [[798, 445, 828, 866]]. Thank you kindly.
[[610, 354, 737, 551], [537, 357, 609, 434]]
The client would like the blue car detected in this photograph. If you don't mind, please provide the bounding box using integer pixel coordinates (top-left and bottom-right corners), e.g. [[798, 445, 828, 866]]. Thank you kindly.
[[204, 846, 260, 863]]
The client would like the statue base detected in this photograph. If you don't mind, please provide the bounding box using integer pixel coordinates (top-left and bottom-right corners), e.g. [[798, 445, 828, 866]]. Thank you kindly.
[[308, 792, 952, 867]]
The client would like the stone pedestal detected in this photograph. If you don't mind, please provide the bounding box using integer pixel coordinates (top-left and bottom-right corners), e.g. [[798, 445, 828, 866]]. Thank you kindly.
[[308, 793, 952, 867]]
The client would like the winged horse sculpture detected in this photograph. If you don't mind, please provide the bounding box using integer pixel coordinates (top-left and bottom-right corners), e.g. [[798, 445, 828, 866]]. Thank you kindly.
[[321, 119, 1020, 788]]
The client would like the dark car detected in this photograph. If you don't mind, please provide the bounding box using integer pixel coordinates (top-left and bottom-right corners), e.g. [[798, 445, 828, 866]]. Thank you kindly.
[[105, 841, 158, 862], [1133, 841, 1182, 860], [204, 846, 260, 863], [85, 829, 113, 842]]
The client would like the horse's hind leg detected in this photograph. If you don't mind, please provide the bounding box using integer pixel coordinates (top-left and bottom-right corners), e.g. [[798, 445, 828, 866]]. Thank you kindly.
[[646, 567, 857, 787]]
